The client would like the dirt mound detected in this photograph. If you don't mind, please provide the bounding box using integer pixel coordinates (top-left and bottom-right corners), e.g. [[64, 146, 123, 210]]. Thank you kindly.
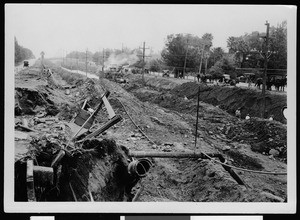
[[14, 61, 287, 203], [15, 137, 139, 201], [225, 118, 287, 161], [171, 82, 287, 123], [15, 87, 59, 116]]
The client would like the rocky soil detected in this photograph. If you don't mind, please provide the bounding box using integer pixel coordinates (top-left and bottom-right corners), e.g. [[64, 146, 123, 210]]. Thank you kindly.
[[14, 59, 287, 202]]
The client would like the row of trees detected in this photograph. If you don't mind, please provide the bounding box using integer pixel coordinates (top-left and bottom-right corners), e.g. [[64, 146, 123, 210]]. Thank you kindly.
[[15, 37, 35, 64], [227, 21, 287, 70], [64, 21, 286, 79], [157, 21, 287, 79]]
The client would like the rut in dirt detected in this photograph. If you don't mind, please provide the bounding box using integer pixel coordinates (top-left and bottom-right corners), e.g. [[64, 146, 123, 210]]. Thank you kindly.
[[14, 60, 287, 202]]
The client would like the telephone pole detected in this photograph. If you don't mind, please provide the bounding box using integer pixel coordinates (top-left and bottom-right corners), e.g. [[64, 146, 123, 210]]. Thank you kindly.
[[76, 51, 79, 74], [183, 39, 188, 79], [262, 21, 270, 118], [198, 43, 205, 75], [139, 42, 150, 82], [85, 48, 88, 77], [62, 50, 65, 66], [102, 48, 105, 72]]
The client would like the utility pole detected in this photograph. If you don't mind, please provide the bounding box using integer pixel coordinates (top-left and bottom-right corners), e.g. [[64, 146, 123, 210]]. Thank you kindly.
[[204, 51, 210, 75], [183, 38, 189, 79], [102, 48, 105, 72], [85, 48, 88, 77], [198, 43, 205, 75], [262, 21, 270, 118], [98, 48, 100, 66], [76, 51, 79, 74], [139, 42, 150, 82]]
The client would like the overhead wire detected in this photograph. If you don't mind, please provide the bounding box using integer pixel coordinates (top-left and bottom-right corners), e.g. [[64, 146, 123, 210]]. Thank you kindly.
[[116, 95, 287, 176]]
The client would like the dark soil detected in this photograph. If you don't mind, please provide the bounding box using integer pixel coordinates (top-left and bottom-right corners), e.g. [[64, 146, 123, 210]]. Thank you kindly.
[[14, 60, 287, 203]]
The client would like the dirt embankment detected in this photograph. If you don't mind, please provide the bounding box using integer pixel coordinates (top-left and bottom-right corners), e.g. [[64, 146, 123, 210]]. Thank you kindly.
[[136, 76, 286, 124], [14, 61, 287, 203]]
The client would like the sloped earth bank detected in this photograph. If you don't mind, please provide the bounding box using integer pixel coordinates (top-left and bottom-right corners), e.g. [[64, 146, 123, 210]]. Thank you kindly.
[[14, 60, 287, 202]]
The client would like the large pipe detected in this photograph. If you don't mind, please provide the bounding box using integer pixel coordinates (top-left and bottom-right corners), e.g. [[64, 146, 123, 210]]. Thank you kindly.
[[128, 151, 245, 185], [128, 151, 207, 158], [128, 158, 152, 177]]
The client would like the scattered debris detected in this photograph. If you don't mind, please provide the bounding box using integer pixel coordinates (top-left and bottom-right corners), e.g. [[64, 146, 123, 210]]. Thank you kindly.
[[14, 59, 287, 202]]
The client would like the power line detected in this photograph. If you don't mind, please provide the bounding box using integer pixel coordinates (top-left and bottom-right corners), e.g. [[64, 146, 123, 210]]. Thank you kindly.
[[139, 42, 151, 82]]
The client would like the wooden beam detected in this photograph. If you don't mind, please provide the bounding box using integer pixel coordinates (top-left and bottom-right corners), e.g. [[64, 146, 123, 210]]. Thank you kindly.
[[102, 96, 115, 119], [26, 160, 36, 201]]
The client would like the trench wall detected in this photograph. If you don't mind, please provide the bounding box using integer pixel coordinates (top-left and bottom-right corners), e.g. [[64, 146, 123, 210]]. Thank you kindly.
[[143, 77, 287, 124]]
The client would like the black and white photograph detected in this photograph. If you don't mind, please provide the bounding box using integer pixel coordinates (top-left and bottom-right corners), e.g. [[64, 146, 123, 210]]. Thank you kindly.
[[4, 4, 296, 213]]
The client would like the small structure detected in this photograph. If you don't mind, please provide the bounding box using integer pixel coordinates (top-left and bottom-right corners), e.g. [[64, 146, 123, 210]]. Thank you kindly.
[[23, 60, 29, 67], [40, 51, 45, 60]]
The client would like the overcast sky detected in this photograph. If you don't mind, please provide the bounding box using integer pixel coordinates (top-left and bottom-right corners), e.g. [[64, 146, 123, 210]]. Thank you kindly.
[[6, 4, 295, 58]]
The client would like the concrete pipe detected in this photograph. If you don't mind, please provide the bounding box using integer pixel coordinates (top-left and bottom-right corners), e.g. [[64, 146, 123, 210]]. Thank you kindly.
[[128, 158, 152, 177]]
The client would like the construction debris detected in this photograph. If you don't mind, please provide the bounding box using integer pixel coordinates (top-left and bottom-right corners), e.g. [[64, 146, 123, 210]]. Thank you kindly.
[[14, 59, 287, 202]]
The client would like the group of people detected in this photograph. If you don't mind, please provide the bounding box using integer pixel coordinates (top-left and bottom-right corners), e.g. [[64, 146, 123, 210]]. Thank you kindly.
[[235, 108, 274, 121]]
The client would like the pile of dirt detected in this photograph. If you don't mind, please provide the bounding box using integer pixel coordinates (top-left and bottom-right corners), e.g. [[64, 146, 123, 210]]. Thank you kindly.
[[14, 61, 145, 201], [224, 118, 287, 161], [124, 78, 287, 162], [123, 75, 286, 123], [15, 137, 138, 201], [14, 61, 287, 203], [171, 82, 287, 123]]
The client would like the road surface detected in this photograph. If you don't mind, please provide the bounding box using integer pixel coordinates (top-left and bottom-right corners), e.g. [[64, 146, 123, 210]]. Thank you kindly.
[[14, 59, 37, 74]]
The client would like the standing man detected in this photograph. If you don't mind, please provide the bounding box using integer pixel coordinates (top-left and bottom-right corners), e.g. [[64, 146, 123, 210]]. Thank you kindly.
[[235, 108, 241, 119], [197, 73, 201, 82]]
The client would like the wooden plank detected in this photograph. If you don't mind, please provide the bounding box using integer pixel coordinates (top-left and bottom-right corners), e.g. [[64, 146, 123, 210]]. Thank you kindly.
[[26, 160, 36, 201], [51, 150, 66, 167], [33, 166, 54, 186], [102, 96, 115, 119], [81, 115, 122, 140]]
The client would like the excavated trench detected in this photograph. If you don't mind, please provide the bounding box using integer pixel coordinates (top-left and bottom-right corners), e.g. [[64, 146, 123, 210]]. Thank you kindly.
[[123, 77, 287, 162], [128, 77, 287, 124], [14, 63, 149, 201], [14, 62, 287, 202]]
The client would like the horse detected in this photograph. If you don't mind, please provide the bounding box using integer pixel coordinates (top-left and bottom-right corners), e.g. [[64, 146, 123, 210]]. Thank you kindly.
[[255, 78, 263, 89], [274, 78, 287, 91]]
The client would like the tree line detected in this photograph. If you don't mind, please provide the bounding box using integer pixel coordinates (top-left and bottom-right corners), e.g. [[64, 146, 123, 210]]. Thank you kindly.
[[160, 21, 287, 79], [64, 20, 286, 79], [15, 37, 35, 64]]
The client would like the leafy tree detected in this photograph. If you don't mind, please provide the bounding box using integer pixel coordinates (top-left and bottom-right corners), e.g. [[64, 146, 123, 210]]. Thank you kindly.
[[15, 37, 35, 64], [210, 47, 225, 64], [199, 33, 213, 74], [227, 35, 251, 68], [161, 33, 202, 77], [132, 60, 146, 69], [148, 59, 163, 72], [227, 21, 287, 70], [93, 51, 102, 64], [268, 21, 287, 69], [209, 53, 237, 78]]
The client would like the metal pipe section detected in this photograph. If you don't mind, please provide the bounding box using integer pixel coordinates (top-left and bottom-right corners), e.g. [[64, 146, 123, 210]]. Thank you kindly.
[[128, 151, 245, 185], [128, 151, 207, 158], [128, 158, 152, 177]]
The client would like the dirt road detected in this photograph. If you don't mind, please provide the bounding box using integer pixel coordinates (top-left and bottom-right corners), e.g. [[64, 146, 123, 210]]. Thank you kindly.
[[14, 59, 287, 202]]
